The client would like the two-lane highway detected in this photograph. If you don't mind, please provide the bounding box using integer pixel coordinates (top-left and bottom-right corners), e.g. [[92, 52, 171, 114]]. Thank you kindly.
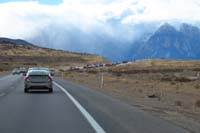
[[0, 75, 94, 133], [0, 74, 189, 133]]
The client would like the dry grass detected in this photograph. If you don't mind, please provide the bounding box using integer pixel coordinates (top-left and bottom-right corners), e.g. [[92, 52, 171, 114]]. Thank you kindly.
[[57, 60, 200, 133], [0, 43, 107, 70]]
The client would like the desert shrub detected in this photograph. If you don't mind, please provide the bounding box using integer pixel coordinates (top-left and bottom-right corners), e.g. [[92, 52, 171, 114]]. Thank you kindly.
[[170, 81, 176, 85], [115, 73, 122, 77], [175, 77, 192, 82], [59, 69, 65, 72], [135, 81, 139, 84], [148, 94, 157, 98], [194, 100, 200, 108], [138, 89, 143, 93], [194, 84, 200, 89], [147, 92, 161, 101], [175, 100, 182, 106], [9, 57, 13, 61]]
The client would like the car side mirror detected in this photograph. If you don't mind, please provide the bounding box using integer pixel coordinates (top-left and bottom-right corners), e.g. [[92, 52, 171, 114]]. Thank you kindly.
[[23, 73, 26, 76]]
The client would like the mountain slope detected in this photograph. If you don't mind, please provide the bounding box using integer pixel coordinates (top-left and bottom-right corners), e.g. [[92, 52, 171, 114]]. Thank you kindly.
[[133, 23, 200, 60], [0, 37, 34, 46], [0, 39, 108, 71]]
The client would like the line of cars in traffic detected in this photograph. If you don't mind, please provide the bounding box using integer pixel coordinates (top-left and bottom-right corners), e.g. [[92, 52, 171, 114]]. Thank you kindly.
[[67, 61, 130, 71], [12, 67, 54, 93]]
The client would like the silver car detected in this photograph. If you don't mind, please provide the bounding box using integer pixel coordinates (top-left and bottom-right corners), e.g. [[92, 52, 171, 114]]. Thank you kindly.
[[24, 70, 53, 93]]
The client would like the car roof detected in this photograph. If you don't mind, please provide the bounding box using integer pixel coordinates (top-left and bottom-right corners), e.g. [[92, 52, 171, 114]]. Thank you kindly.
[[28, 67, 49, 70]]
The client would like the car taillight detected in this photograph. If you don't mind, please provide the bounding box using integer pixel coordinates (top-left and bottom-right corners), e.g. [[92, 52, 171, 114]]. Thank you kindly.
[[24, 76, 30, 81], [48, 76, 52, 81]]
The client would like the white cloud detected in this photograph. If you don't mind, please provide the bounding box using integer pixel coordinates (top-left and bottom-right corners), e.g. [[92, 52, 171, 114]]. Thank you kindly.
[[123, 0, 200, 23], [0, 0, 199, 43]]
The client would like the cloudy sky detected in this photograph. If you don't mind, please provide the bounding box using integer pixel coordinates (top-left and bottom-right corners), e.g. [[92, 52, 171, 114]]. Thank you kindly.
[[0, 0, 199, 60], [0, 0, 199, 38]]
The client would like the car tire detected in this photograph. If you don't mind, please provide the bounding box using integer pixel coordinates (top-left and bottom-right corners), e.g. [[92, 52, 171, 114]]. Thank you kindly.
[[24, 88, 29, 93], [49, 88, 53, 93]]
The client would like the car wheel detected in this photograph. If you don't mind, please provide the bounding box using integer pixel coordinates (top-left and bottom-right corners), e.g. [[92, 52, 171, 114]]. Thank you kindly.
[[49, 88, 53, 93], [24, 88, 29, 93]]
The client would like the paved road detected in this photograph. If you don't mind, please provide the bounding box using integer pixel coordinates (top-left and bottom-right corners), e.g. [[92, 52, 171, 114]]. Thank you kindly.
[[0, 75, 189, 133]]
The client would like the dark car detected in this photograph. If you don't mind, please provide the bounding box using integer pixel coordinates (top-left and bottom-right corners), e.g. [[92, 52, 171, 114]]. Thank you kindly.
[[19, 68, 27, 75]]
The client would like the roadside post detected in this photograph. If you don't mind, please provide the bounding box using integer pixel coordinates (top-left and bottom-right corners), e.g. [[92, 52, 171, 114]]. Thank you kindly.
[[62, 71, 64, 79], [101, 72, 104, 89]]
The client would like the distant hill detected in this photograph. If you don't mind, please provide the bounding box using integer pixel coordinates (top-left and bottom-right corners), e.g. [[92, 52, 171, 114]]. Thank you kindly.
[[0, 38, 108, 71], [0, 37, 34, 46], [132, 23, 200, 60]]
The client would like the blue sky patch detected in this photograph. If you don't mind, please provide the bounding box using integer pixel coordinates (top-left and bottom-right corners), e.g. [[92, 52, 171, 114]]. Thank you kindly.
[[0, 0, 63, 5]]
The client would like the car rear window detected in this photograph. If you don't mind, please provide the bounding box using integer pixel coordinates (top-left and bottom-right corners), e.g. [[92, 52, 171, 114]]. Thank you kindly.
[[28, 70, 49, 76]]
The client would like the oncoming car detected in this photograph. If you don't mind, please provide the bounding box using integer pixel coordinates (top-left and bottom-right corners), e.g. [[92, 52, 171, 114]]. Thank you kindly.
[[12, 68, 20, 75], [24, 69, 53, 93]]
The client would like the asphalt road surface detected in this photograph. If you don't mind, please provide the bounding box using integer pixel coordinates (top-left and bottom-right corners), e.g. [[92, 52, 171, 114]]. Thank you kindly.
[[0, 74, 189, 133]]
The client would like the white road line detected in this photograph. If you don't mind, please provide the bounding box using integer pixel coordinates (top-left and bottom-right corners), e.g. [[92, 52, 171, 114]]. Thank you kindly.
[[54, 82, 106, 133]]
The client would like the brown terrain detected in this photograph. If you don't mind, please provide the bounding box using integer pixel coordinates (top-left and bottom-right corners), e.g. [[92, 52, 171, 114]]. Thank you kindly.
[[58, 59, 200, 133], [0, 42, 107, 71], [1, 41, 200, 132]]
